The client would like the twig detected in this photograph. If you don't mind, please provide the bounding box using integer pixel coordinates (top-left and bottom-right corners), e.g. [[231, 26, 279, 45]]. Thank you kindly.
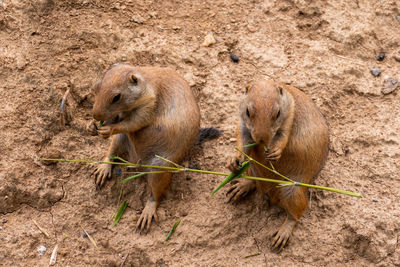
[[81, 226, 98, 249], [59, 88, 70, 113], [33, 220, 50, 238], [243, 252, 261, 259], [335, 55, 365, 66], [120, 253, 129, 267], [49, 244, 58, 266]]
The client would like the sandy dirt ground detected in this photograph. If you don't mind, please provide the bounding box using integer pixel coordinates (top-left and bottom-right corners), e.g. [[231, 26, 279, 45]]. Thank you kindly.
[[1, 0, 400, 266]]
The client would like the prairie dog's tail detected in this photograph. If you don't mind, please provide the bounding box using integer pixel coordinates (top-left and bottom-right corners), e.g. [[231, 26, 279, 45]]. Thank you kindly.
[[197, 127, 222, 145]]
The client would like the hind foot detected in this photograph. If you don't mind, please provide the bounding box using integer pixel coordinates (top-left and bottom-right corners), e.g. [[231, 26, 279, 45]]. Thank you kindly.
[[136, 199, 159, 233], [93, 163, 112, 188], [272, 216, 297, 250]]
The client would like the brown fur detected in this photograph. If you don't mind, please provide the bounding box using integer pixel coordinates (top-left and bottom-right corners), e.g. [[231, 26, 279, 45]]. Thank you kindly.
[[227, 79, 329, 249], [92, 63, 200, 232]]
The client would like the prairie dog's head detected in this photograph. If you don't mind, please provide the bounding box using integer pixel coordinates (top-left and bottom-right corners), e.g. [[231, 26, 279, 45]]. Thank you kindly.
[[92, 64, 149, 122], [241, 80, 293, 147]]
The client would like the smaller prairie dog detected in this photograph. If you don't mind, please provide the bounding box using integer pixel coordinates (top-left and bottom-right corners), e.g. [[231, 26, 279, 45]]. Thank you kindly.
[[227, 80, 329, 249], [92, 64, 200, 232]]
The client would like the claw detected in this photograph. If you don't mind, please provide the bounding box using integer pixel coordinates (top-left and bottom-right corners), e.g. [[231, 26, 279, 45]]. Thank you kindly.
[[136, 200, 158, 234], [265, 148, 282, 161], [271, 220, 294, 251], [226, 180, 255, 203], [93, 164, 112, 188]]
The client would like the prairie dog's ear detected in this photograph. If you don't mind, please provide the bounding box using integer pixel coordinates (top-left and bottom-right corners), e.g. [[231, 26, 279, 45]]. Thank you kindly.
[[128, 72, 144, 86], [130, 74, 138, 85], [92, 79, 101, 95], [245, 85, 252, 94], [277, 85, 284, 95]]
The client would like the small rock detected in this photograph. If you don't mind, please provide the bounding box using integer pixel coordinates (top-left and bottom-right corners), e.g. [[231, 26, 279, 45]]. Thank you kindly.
[[397, 16, 400, 22], [377, 52, 386, 61], [37, 245, 47, 256], [370, 68, 381, 77], [230, 52, 240, 63], [1, 219, 7, 224], [115, 168, 122, 176], [202, 33, 216, 47], [229, 138, 237, 142], [381, 78, 398, 95], [372, 199, 378, 202], [394, 51, 400, 62]]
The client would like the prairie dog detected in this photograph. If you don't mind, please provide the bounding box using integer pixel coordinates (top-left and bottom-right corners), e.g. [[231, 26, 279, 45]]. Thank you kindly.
[[228, 79, 329, 249], [92, 63, 200, 232]]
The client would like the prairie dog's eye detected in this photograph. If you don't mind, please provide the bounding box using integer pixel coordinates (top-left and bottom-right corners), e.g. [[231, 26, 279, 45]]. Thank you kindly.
[[276, 109, 280, 120], [112, 94, 121, 104], [246, 108, 250, 117]]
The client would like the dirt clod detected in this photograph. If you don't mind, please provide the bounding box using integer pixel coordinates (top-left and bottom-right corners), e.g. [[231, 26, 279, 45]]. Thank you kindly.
[[381, 78, 398, 95], [202, 33, 217, 47]]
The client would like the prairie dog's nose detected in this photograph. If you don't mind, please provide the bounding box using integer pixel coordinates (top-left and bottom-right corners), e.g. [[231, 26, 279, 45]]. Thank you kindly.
[[92, 107, 104, 121]]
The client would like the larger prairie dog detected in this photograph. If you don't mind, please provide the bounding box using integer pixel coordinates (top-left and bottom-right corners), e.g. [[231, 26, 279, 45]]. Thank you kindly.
[[92, 63, 200, 232], [227, 79, 329, 249]]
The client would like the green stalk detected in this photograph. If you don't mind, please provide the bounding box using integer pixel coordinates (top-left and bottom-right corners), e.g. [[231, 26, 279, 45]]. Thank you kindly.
[[113, 201, 128, 226], [243, 143, 258, 148], [38, 158, 362, 198], [211, 161, 250, 196], [165, 219, 181, 242], [235, 148, 294, 182]]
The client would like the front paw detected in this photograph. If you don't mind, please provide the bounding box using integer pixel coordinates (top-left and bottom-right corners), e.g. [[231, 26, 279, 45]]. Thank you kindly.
[[265, 147, 283, 161], [86, 120, 98, 136], [97, 125, 113, 139], [227, 157, 244, 173]]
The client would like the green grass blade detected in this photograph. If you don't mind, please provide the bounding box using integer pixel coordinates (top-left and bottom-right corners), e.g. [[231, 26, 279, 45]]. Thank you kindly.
[[211, 161, 250, 196], [243, 143, 258, 148], [165, 219, 181, 242], [120, 172, 147, 183], [113, 201, 128, 226], [99, 120, 104, 127]]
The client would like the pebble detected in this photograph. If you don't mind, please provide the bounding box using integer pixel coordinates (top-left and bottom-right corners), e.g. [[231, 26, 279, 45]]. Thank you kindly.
[[230, 52, 240, 63], [115, 168, 122, 176], [372, 199, 378, 203], [377, 52, 386, 61], [397, 16, 400, 22], [370, 68, 381, 77], [381, 78, 398, 95], [1, 219, 7, 224], [394, 51, 400, 62], [202, 33, 216, 47], [37, 245, 47, 256]]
